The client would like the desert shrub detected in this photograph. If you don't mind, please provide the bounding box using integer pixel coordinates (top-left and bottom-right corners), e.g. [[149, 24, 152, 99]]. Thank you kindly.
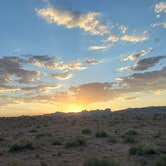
[[29, 129, 37, 133], [36, 133, 52, 139], [95, 131, 108, 138], [9, 142, 34, 152], [125, 130, 138, 136], [84, 158, 119, 166], [52, 140, 62, 146], [129, 145, 157, 156], [82, 128, 92, 135], [156, 155, 166, 166], [0, 138, 4, 142], [123, 135, 137, 144], [158, 148, 166, 154], [65, 137, 86, 148]]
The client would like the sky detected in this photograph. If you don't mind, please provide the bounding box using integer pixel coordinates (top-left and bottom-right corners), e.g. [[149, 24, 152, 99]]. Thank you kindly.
[[0, 0, 166, 116]]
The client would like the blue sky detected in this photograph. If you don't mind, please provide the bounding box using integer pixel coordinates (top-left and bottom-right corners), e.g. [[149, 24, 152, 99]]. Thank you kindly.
[[0, 0, 166, 116]]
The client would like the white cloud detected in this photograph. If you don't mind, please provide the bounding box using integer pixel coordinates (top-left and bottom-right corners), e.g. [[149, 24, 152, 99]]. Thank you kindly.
[[107, 35, 119, 42], [88, 45, 109, 51], [121, 32, 149, 43], [37, 7, 108, 35], [118, 66, 131, 72], [155, 2, 166, 13], [119, 25, 128, 34], [151, 22, 166, 29], [51, 72, 73, 80], [122, 48, 153, 61]]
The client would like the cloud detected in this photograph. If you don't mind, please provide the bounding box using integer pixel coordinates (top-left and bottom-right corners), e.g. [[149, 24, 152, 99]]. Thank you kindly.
[[51, 72, 73, 80], [107, 35, 119, 42], [118, 66, 132, 72], [0, 56, 41, 84], [155, 2, 166, 13], [121, 32, 149, 43], [29, 55, 87, 71], [151, 22, 166, 29], [88, 45, 109, 51], [37, 7, 108, 35], [84, 58, 103, 65], [107, 31, 149, 43], [0, 85, 20, 93], [119, 25, 128, 34], [68, 66, 166, 103], [132, 56, 166, 71], [21, 84, 61, 93], [119, 56, 166, 72], [122, 48, 153, 61]]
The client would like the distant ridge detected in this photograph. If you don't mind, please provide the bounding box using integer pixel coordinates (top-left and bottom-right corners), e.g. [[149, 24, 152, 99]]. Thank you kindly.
[[119, 106, 166, 114]]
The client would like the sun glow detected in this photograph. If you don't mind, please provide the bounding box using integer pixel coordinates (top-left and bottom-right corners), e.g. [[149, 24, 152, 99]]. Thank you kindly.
[[67, 104, 84, 113]]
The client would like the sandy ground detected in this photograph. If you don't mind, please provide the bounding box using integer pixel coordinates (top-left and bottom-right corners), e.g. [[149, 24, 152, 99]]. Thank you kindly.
[[0, 107, 166, 166]]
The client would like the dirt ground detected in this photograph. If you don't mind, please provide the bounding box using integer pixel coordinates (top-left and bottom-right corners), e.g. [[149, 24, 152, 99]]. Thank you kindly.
[[0, 107, 166, 166]]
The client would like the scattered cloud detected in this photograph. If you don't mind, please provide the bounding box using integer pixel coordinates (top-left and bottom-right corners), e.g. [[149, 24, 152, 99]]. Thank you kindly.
[[37, 7, 108, 35], [51, 72, 73, 80], [84, 58, 103, 65], [132, 56, 166, 71], [0, 56, 41, 84], [151, 22, 166, 29], [122, 48, 153, 61], [118, 66, 131, 72], [29, 55, 87, 71], [121, 32, 149, 43], [119, 56, 166, 72], [155, 2, 166, 13], [107, 35, 119, 42], [88, 45, 109, 51], [119, 25, 128, 34], [68, 66, 166, 103]]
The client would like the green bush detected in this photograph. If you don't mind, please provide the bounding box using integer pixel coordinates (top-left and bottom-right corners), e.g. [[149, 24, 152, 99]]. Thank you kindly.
[[125, 130, 138, 136], [84, 158, 119, 166], [65, 137, 87, 148], [95, 131, 108, 138], [124, 135, 137, 144], [52, 140, 62, 146], [9, 143, 34, 152], [129, 145, 157, 156], [156, 155, 166, 166], [82, 128, 92, 135]]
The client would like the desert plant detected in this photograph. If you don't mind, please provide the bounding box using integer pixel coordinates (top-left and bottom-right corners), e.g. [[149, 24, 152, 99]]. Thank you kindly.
[[82, 128, 92, 135], [123, 135, 137, 143], [129, 145, 157, 156], [84, 158, 119, 166], [52, 139, 62, 146], [65, 137, 87, 148], [156, 155, 166, 166], [9, 142, 34, 152], [95, 131, 108, 138], [125, 130, 138, 136]]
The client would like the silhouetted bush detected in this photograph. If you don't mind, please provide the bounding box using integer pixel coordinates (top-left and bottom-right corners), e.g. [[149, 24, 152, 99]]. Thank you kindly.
[[124, 135, 137, 143], [84, 158, 119, 166], [52, 140, 62, 146], [95, 131, 108, 138], [129, 145, 157, 156], [125, 130, 138, 136], [65, 137, 87, 148], [82, 128, 92, 135], [9, 143, 34, 152], [156, 155, 166, 166]]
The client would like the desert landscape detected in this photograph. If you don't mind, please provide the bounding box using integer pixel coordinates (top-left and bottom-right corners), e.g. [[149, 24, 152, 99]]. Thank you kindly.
[[0, 106, 166, 166]]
